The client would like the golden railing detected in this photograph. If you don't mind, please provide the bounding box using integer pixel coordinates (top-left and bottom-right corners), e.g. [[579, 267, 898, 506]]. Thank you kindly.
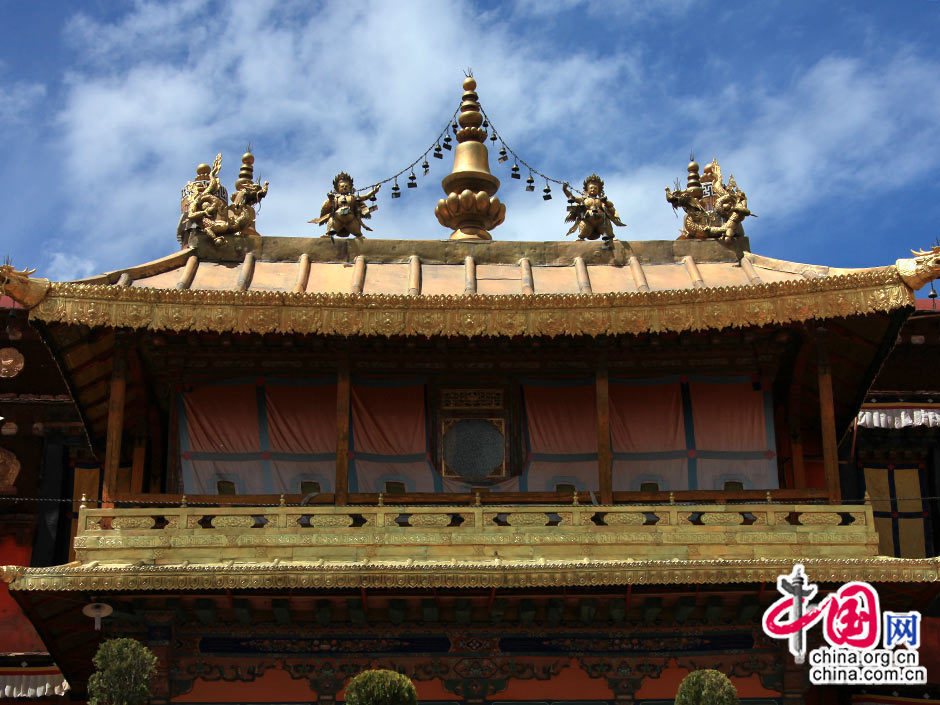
[[74, 501, 879, 565]]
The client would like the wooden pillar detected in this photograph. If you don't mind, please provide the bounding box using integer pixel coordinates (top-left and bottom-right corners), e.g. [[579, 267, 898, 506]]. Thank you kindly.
[[148, 405, 164, 493], [102, 341, 128, 504], [130, 434, 147, 494], [596, 363, 613, 505], [815, 329, 841, 503], [335, 360, 351, 505], [788, 337, 810, 489], [70, 463, 100, 562]]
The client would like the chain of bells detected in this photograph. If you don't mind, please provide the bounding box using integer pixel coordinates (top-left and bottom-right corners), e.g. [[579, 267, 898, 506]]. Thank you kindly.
[[363, 109, 571, 204]]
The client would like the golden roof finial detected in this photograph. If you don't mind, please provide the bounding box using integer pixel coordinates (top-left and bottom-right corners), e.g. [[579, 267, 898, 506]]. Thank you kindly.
[[686, 153, 702, 198], [435, 73, 505, 242], [235, 147, 255, 191]]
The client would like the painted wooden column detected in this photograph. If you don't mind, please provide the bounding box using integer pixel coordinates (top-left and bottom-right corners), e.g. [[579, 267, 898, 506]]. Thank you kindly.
[[130, 433, 147, 494], [335, 360, 351, 505], [102, 339, 128, 504], [788, 336, 811, 489], [815, 329, 841, 503], [596, 362, 613, 505]]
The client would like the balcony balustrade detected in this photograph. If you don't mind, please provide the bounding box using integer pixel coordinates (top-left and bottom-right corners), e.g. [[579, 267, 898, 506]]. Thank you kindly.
[[74, 501, 879, 566]]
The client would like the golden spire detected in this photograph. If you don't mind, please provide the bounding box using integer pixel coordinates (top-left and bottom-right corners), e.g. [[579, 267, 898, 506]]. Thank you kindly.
[[686, 156, 702, 198], [435, 75, 505, 241], [235, 150, 255, 191]]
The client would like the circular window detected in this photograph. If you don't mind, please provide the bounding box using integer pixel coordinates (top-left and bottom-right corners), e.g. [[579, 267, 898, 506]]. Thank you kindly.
[[443, 419, 505, 480]]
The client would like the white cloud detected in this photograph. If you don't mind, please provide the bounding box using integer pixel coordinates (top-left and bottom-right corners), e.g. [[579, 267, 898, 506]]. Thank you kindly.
[[512, 0, 694, 21], [47, 252, 96, 281], [0, 81, 46, 125], [50, 0, 641, 276], [36, 1, 940, 280], [680, 53, 940, 252]]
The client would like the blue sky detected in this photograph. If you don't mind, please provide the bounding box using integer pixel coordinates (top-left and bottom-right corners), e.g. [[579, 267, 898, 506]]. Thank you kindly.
[[1, 0, 939, 295]]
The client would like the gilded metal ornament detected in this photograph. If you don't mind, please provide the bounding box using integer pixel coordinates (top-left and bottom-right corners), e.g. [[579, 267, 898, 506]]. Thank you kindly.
[[0, 264, 49, 308], [21, 267, 913, 338], [666, 158, 754, 240], [0, 347, 25, 378], [177, 153, 269, 248], [310, 172, 380, 239], [896, 244, 940, 290], [562, 174, 625, 242], [434, 77, 506, 241], [0, 447, 20, 490]]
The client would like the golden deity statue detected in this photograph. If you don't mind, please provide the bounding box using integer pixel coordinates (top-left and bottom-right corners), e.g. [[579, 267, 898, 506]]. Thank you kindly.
[[310, 173, 380, 239], [563, 174, 625, 242]]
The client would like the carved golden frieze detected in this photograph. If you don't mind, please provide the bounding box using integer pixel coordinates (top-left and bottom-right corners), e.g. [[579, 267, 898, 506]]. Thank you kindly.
[[6, 557, 938, 592], [27, 267, 913, 337], [798, 512, 842, 525], [698, 512, 745, 526], [409, 514, 452, 528], [308, 514, 354, 528], [603, 512, 646, 526], [111, 516, 156, 530]]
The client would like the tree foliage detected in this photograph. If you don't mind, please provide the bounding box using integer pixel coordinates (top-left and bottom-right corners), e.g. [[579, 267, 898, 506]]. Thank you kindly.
[[344, 669, 417, 705], [87, 638, 158, 705], [675, 669, 739, 705]]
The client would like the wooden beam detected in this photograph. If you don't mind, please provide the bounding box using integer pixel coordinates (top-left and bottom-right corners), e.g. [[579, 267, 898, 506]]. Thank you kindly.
[[350, 255, 366, 294], [629, 256, 650, 292], [236, 251, 255, 291], [519, 257, 534, 294], [335, 360, 351, 505], [109, 487, 830, 507], [574, 256, 593, 293], [463, 256, 477, 295], [408, 255, 421, 295], [111, 492, 335, 506], [815, 329, 841, 503], [293, 253, 311, 293], [595, 363, 613, 505], [102, 342, 128, 504]]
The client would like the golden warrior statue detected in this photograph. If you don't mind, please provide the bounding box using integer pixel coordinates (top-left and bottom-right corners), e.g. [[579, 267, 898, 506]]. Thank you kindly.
[[310, 173, 380, 239], [563, 174, 625, 242]]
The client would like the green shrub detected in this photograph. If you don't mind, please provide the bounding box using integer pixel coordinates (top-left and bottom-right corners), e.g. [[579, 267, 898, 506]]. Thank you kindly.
[[675, 669, 739, 705], [87, 638, 158, 705], [345, 669, 417, 705]]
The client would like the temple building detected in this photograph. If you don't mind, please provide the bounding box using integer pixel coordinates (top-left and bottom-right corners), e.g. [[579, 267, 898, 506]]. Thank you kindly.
[[1, 76, 940, 704]]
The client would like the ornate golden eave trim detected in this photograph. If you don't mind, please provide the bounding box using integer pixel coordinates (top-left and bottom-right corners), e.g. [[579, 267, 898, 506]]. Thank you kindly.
[[5, 556, 938, 592], [26, 266, 913, 337]]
